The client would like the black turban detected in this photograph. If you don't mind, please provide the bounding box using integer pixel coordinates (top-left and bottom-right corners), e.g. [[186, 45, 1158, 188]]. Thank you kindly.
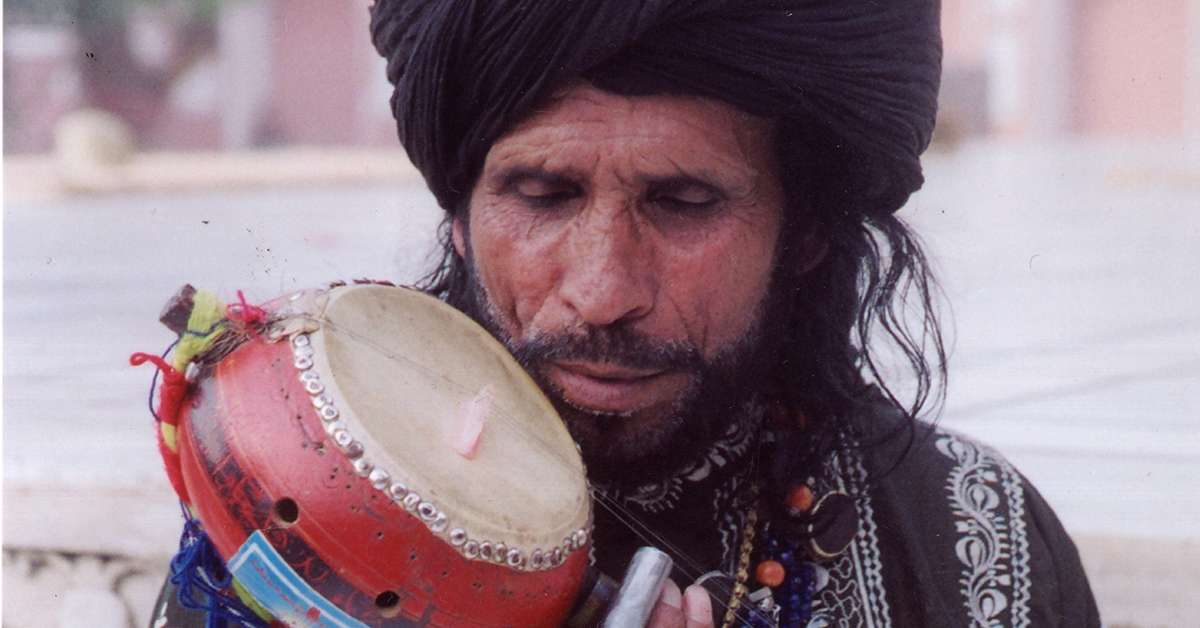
[[369, 1, 941, 216]]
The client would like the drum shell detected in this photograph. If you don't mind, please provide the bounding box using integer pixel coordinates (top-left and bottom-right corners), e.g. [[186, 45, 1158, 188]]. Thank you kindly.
[[177, 337, 588, 627]]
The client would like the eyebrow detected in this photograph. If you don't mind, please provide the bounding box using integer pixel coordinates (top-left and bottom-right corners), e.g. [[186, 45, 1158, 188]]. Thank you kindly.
[[495, 166, 581, 191]]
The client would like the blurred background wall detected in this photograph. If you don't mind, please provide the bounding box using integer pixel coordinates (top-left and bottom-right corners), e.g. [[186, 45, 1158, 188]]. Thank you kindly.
[[4, 1, 1199, 627], [6, 0, 1199, 155], [4, 0, 399, 154]]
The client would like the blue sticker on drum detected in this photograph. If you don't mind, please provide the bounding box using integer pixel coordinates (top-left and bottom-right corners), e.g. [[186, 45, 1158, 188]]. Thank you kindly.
[[228, 531, 367, 628]]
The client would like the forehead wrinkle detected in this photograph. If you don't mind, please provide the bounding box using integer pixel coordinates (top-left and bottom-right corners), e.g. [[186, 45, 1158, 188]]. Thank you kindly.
[[486, 86, 778, 204], [485, 142, 594, 185]]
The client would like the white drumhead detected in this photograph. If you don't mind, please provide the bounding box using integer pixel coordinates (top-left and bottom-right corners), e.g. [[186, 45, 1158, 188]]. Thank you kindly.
[[309, 285, 590, 561]]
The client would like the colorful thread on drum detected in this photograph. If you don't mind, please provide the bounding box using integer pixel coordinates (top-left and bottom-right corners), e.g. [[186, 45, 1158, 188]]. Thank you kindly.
[[172, 289, 228, 372], [227, 289, 269, 336], [169, 509, 271, 628], [130, 349, 191, 502]]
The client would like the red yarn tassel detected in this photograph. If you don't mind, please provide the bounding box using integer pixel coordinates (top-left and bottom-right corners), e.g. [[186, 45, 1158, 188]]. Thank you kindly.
[[130, 352, 190, 503], [130, 353, 187, 425], [226, 289, 268, 336]]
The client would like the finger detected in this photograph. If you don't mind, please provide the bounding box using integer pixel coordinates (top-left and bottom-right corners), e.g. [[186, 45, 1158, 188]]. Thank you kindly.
[[683, 584, 714, 628], [645, 579, 685, 628]]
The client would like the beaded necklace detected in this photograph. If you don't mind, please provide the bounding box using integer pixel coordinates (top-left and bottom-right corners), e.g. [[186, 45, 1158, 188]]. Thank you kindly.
[[718, 505, 818, 628], [751, 523, 817, 627]]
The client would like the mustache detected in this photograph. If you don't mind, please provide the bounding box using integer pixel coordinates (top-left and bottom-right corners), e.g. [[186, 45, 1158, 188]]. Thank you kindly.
[[509, 325, 703, 373]]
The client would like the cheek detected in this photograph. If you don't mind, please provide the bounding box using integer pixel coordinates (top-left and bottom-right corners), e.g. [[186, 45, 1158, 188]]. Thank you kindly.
[[467, 206, 562, 333], [660, 215, 779, 352]]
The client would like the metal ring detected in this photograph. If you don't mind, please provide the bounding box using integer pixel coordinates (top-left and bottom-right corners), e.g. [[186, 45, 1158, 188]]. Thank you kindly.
[[369, 468, 391, 490], [332, 428, 353, 448], [352, 458, 373, 477]]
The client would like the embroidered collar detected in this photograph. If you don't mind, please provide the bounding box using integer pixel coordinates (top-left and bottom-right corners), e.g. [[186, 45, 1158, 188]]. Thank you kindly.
[[590, 398, 767, 579]]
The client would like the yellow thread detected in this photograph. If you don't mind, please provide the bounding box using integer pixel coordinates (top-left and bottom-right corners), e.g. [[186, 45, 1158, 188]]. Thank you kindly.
[[160, 423, 178, 452], [722, 498, 759, 628], [172, 289, 226, 372], [232, 578, 275, 622]]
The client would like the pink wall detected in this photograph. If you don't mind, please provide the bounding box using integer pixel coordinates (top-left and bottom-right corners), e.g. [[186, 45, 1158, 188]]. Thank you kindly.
[[268, 0, 376, 145], [941, 0, 991, 69], [1071, 0, 1189, 136]]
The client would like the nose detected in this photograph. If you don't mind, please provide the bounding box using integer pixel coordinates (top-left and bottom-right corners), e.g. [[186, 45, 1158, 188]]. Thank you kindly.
[[557, 205, 655, 327]]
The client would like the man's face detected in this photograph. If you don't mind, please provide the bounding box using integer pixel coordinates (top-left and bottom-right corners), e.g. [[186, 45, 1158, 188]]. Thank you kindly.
[[454, 84, 786, 478]]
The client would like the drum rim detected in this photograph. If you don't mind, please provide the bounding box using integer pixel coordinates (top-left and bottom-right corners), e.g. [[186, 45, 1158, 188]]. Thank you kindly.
[[279, 284, 592, 572]]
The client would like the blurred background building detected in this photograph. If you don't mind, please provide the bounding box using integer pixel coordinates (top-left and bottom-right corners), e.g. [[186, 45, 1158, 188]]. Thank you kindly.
[[4, 2, 1199, 627], [5, 0, 1199, 154]]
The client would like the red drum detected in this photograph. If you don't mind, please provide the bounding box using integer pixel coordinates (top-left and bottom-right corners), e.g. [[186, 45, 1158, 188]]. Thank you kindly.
[[175, 285, 592, 626]]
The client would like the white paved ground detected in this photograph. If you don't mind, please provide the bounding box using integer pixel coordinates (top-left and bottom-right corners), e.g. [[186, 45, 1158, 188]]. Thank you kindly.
[[4, 139, 1198, 625]]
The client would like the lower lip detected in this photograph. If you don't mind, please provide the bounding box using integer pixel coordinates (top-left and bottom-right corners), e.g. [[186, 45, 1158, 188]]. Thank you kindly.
[[546, 366, 683, 415]]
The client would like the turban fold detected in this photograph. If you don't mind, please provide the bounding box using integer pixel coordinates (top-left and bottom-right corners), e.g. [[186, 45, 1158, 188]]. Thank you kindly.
[[370, 1, 941, 216]]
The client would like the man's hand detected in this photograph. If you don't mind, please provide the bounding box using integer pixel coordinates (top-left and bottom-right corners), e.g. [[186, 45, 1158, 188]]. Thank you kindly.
[[646, 580, 714, 628]]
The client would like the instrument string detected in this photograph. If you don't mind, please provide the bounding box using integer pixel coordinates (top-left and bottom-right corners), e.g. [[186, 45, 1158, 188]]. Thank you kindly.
[[318, 316, 760, 619]]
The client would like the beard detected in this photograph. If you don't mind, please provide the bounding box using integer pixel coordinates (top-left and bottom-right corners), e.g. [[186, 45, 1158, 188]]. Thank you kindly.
[[455, 256, 785, 486]]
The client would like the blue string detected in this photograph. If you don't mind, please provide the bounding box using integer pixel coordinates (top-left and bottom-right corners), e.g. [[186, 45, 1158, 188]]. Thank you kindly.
[[145, 338, 181, 423], [169, 505, 269, 628]]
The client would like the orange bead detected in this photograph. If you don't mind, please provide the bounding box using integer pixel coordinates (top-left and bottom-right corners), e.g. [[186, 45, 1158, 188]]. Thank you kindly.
[[785, 484, 815, 515], [755, 560, 786, 588]]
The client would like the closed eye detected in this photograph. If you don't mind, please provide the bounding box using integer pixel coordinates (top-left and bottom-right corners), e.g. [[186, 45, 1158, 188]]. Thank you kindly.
[[645, 178, 723, 213], [502, 169, 582, 209]]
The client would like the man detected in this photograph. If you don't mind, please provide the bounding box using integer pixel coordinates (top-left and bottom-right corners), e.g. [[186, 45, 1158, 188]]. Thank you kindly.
[[366, 1, 1098, 626], [155, 1, 1098, 626]]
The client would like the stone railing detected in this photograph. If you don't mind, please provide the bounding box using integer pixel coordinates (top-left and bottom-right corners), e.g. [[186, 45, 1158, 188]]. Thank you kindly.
[[3, 483, 180, 627]]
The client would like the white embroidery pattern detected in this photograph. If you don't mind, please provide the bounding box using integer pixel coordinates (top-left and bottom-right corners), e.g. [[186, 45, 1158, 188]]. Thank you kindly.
[[1002, 447, 1032, 626], [935, 431, 1031, 628], [712, 474, 749, 572], [621, 477, 684, 513], [807, 438, 891, 628], [604, 414, 759, 513]]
